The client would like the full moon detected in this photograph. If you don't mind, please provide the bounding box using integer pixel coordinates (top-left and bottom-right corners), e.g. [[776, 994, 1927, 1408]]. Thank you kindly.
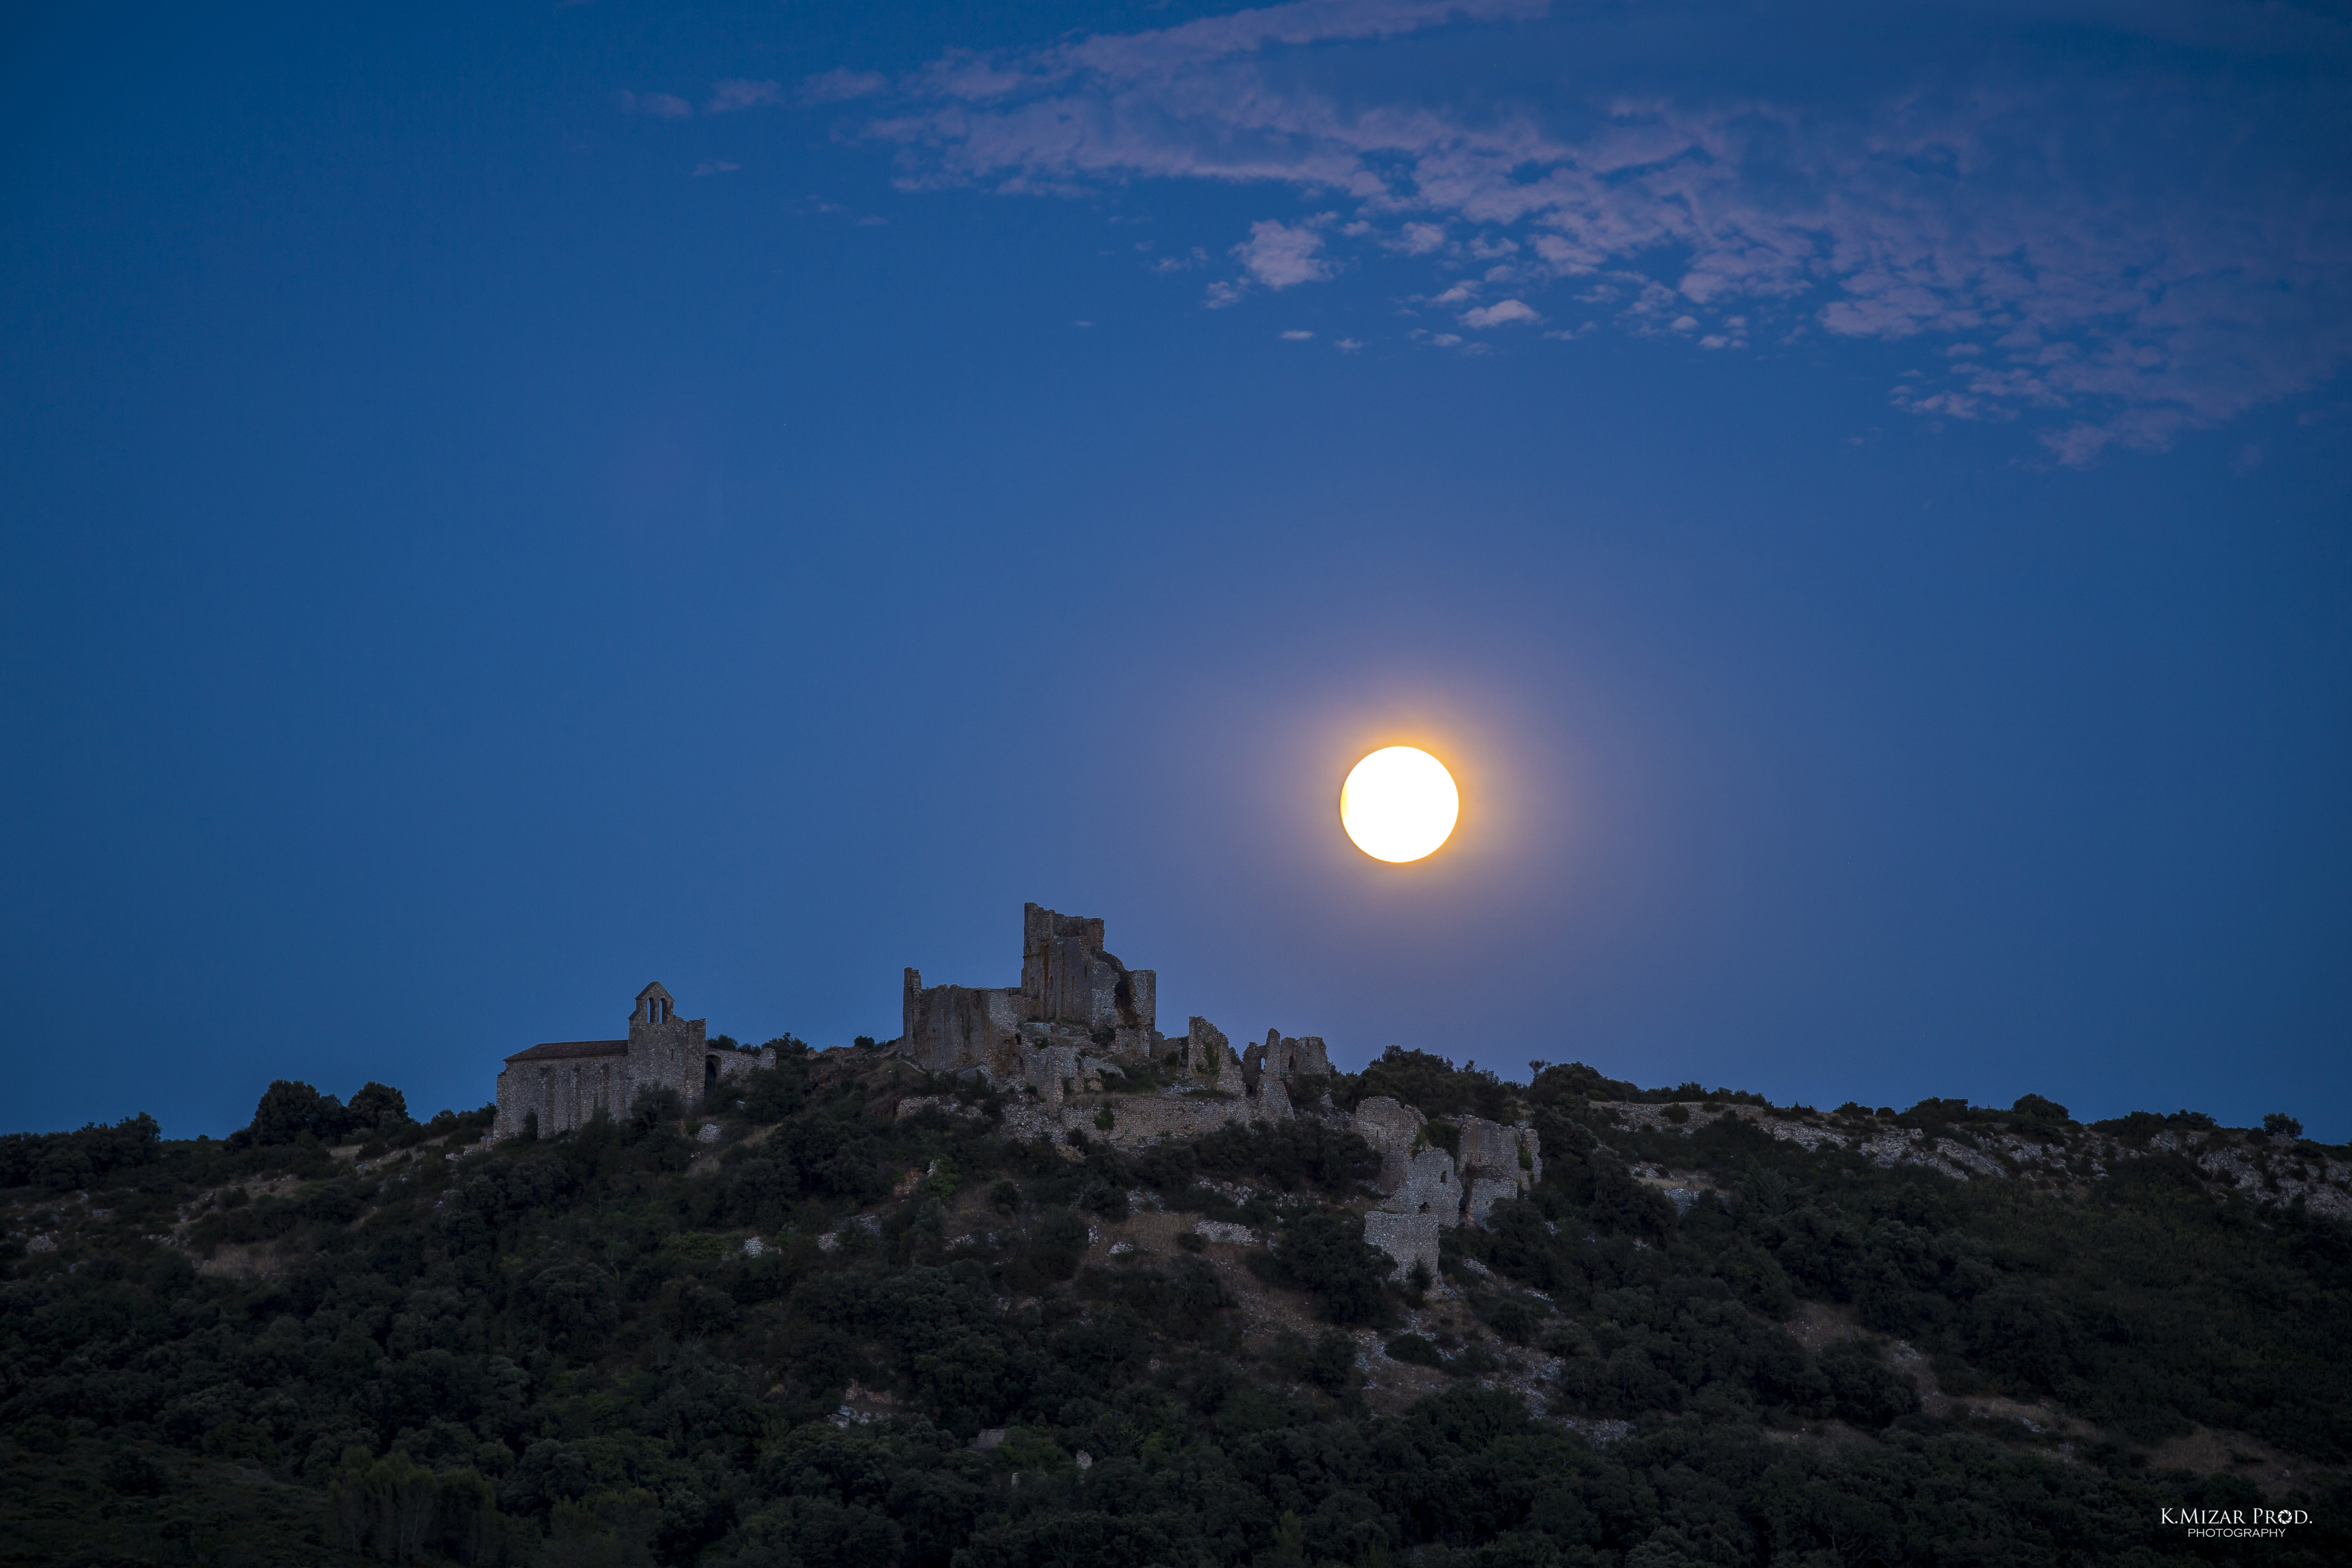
[[1340, 746, 1460, 862]]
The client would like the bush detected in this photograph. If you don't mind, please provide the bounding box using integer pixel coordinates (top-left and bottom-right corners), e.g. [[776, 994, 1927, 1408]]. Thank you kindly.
[[1191, 1119, 1380, 1193], [0, 1114, 163, 1192], [101, 1447, 165, 1495], [1246, 1211, 1391, 1325], [1348, 1046, 1516, 1121]]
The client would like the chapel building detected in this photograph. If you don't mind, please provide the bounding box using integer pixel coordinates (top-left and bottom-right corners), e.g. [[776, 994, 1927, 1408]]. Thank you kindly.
[[491, 982, 771, 1139]]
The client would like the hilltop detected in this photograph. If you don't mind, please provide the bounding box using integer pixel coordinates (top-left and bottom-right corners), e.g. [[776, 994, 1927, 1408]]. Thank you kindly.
[[2, 1044, 2349, 1568]]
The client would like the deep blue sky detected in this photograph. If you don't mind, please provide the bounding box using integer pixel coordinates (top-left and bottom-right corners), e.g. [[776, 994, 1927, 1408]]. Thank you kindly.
[[4, 1, 2348, 1140]]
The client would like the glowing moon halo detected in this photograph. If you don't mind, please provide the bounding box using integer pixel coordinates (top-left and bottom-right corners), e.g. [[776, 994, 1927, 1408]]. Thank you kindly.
[[1340, 747, 1460, 863]]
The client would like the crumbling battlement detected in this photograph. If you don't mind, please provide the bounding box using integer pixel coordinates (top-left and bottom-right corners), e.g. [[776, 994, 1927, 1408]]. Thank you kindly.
[[894, 902, 1541, 1280], [896, 906, 1325, 1119], [902, 902, 1161, 1080]]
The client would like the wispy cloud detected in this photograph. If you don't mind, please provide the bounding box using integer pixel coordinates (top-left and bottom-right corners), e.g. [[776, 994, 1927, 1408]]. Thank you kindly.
[[692, 162, 740, 178], [707, 79, 783, 114], [802, 68, 890, 104], [616, 90, 693, 119], [829, 0, 2351, 460], [1461, 299, 1536, 329]]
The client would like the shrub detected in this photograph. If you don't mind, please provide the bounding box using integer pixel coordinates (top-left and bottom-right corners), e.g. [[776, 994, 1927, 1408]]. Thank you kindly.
[[1246, 1211, 1391, 1325]]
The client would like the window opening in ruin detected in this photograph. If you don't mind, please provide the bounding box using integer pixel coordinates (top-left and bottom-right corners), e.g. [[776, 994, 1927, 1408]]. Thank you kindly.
[[703, 1055, 718, 1101]]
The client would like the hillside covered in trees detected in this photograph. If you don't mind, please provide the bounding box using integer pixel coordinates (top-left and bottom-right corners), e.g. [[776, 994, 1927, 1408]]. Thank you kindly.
[[3, 1045, 2348, 1568]]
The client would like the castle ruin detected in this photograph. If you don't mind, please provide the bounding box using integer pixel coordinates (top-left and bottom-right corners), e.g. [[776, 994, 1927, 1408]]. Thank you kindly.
[[492, 982, 772, 1141], [897, 903, 1541, 1276]]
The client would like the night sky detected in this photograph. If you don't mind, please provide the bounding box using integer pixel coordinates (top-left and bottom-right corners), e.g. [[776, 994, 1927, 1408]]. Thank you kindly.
[[4, 1, 2347, 1140]]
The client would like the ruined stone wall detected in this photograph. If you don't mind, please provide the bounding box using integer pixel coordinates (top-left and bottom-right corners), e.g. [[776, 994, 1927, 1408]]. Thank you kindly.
[[1263, 1031, 1331, 1081], [1184, 1018, 1235, 1082], [1017, 902, 1154, 1037], [1346, 1096, 1545, 1270], [1456, 1115, 1542, 1225], [492, 1069, 539, 1142], [900, 971, 1023, 1076], [1362, 1211, 1441, 1281]]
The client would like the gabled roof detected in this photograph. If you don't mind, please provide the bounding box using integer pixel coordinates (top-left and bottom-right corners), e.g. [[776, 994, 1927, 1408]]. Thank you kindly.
[[636, 981, 674, 1002], [503, 1038, 628, 1064]]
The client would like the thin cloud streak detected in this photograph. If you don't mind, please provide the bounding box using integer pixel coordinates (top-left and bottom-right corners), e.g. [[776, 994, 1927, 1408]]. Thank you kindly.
[[838, 0, 2350, 460]]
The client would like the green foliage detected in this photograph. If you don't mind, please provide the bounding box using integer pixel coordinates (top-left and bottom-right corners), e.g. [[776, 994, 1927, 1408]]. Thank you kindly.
[[0, 1112, 162, 1191], [3, 1054, 2349, 1568], [1345, 1046, 1516, 1121], [737, 1048, 813, 1124], [233, 1078, 412, 1150], [323, 1448, 505, 1563], [1185, 1118, 1381, 1194], [2091, 1108, 2221, 1141]]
